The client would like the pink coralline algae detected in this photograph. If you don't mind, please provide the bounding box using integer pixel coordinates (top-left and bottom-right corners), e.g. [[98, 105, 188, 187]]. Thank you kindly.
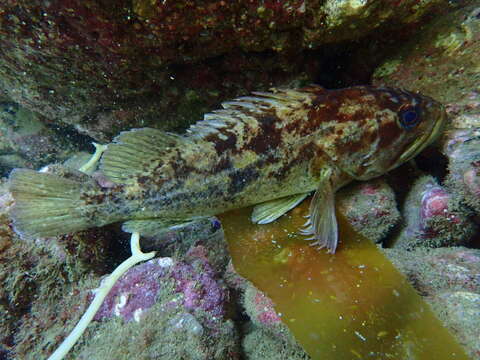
[[225, 261, 282, 328], [444, 128, 480, 215], [419, 185, 461, 236], [243, 283, 287, 337], [94, 246, 227, 326], [394, 176, 477, 249], [336, 178, 400, 243], [171, 246, 227, 322], [93, 258, 168, 322], [251, 290, 281, 327]]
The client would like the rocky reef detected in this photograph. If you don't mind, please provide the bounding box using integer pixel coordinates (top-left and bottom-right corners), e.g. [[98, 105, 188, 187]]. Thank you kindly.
[[393, 175, 477, 249], [385, 247, 480, 357], [0, 0, 459, 141], [337, 178, 401, 243], [1, 0, 480, 359]]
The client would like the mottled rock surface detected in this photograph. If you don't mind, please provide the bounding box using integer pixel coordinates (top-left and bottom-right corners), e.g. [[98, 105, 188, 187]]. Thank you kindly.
[[372, 4, 480, 219], [384, 247, 480, 359], [0, 0, 455, 140], [337, 178, 400, 243], [373, 5, 480, 109], [0, 97, 84, 175], [444, 128, 480, 214], [393, 175, 477, 249], [242, 326, 308, 360]]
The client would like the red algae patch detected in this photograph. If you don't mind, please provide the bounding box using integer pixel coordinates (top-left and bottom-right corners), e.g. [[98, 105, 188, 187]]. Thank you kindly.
[[219, 201, 471, 360]]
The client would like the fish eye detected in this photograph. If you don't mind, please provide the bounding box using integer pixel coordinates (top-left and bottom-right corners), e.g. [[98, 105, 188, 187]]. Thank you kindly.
[[399, 106, 420, 129]]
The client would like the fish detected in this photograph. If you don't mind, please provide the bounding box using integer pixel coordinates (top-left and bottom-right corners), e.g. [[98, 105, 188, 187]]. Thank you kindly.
[[8, 85, 447, 253]]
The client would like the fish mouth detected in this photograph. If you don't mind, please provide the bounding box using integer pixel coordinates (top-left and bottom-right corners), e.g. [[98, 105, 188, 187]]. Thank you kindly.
[[396, 113, 447, 165]]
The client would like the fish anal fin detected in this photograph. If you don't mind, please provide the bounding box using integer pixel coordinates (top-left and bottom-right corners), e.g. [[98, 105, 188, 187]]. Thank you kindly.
[[301, 167, 339, 254], [251, 193, 309, 224], [122, 217, 209, 238]]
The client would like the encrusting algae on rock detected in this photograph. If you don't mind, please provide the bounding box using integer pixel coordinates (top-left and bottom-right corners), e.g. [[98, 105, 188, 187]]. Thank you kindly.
[[7, 85, 447, 359]]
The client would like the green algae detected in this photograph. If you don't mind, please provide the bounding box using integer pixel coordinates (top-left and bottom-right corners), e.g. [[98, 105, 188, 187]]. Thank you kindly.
[[220, 200, 471, 360]]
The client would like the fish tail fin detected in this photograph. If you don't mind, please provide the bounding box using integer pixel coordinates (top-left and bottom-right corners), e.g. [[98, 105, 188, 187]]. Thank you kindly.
[[9, 169, 110, 239]]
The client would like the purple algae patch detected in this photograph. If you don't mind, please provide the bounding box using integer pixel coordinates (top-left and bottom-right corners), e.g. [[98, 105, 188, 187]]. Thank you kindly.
[[94, 258, 170, 322], [93, 246, 227, 325]]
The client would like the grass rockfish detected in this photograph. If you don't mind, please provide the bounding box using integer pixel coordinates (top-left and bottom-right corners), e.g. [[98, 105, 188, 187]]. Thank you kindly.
[[9, 85, 447, 253]]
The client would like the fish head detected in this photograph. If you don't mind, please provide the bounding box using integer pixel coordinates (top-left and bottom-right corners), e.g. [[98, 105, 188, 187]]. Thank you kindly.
[[329, 87, 448, 181]]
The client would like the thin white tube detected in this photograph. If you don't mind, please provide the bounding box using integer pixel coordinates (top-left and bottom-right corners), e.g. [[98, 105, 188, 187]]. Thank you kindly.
[[78, 142, 107, 174], [48, 232, 155, 360]]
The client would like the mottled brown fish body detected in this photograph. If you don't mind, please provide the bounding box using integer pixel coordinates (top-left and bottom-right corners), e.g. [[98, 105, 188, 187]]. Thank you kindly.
[[9, 85, 447, 241], [103, 86, 444, 218]]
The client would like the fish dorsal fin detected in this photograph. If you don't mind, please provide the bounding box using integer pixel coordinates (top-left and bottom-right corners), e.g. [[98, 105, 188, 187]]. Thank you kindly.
[[186, 87, 318, 141], [100, 128, 190, 184]]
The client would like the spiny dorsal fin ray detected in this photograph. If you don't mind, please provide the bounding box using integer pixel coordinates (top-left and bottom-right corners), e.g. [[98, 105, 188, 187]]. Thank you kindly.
[[100, 128, 191, 184], [187, 86, 320, 141], [102, 85, 325, 182]]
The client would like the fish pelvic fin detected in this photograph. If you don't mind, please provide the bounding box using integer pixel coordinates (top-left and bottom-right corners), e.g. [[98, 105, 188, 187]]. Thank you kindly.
[[251, 193, 309, 224], [9, 169, 113, 239], [301, 167, 339, 254]]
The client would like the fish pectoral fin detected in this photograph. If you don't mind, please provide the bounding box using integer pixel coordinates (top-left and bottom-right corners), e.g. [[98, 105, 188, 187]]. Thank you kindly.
[[301, 168, 339, 254], [122, 217, 209, 238], [251, 193, 309, 224]]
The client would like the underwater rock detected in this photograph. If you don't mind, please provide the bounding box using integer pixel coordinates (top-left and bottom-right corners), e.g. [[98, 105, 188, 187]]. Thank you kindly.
[[12, 273, 100, 360], [372, 4, 480, 108], [75, 247, 237, 360], [336, 178, 400, 243], [140, 217, 230, 274], [393, 176, 476, 249], [243, 285, 285, 336], [224, 264, 308, 359], [76, 306, 239, 360], [385, 247, 480, 295], [429, 291, 480, 359], [0, 98, 82, 176], [225, 262, 302, 353], [0, 1, 453, 140], [444, 128, 480, 214], [13, 244, 237, 359], [171, 246, 228, 326], [93, 258, 173, 323], [94, 246, 228, 328], [224, 260, 249, 292], [0, 181, 22, 356], [372, 4, 480, 222], [384, 247, 480, 358], [242, 326, 309, 360], [307, 0, 448, 45]]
